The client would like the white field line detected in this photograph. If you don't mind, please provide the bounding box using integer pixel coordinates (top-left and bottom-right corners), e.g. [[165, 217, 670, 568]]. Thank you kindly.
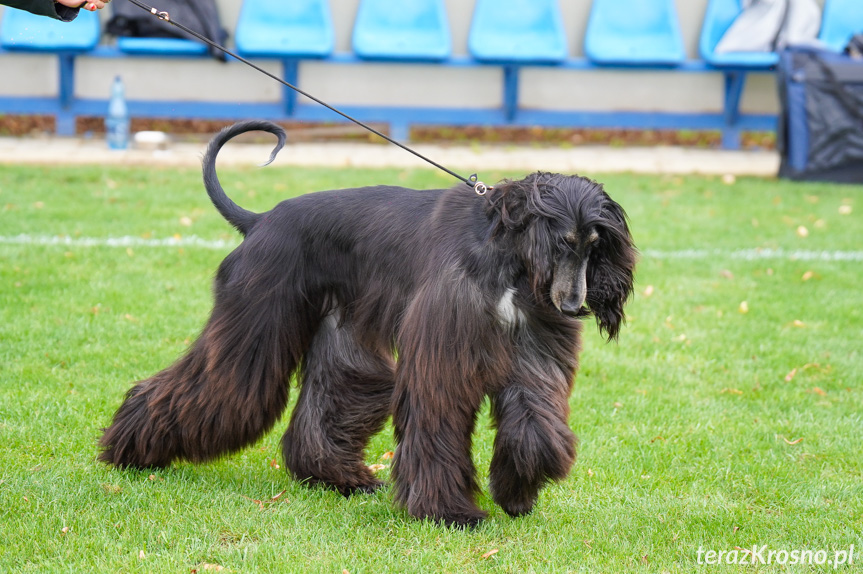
[[2, 234, 863, 262], [0, 234, 238, 250]]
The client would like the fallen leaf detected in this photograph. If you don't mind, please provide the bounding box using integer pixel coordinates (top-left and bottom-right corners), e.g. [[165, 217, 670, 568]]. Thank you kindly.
[[380, 451, 394, 460], [720, 269, 734, 279], [810, 387, 827, 396], [61, 526, 70, 535], [672, 333, 687, 342], [650, 436, 665, 443], [201, 565, 224, 571], [738, 301, 749, 314], [634, 389, 647, 396], [796, 225, 809, 237], [180, 216, 193, 227], [367, 464, 387, 473], [801, 270, 814, 281], [139, 550, 146, 560], [587, 468, 595, 478], [641, 474, 651, 480], [101, 484, 122, 495], [613, 402, 623, 409], [270, 489, 287, 501], [838, 205, 852, 215], [784, 368, 798, 382], [641, 555, 650, 565], [792, 320, 805, 328], [34, 201, 44, 209], [482, 549, 499, 559], [720, 388, 744, 395], [241, 495, 264, 510], [126, 247, 134, 257], [783, 436, 804, 445], [643, 285, 655, 297], [722, 174, 736, 185], [269, 459, 280, 470]]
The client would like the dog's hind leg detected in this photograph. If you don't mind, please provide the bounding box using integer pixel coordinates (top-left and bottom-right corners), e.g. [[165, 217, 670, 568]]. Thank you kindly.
[[282, 313, 395, 495], [99, 247, 315, 469], [488, 356, 577, 517]]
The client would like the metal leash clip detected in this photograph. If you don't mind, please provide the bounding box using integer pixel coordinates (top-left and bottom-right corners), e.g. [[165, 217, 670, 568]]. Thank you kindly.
[[149, 7, 170, 21], [467, 174, 491, 196]]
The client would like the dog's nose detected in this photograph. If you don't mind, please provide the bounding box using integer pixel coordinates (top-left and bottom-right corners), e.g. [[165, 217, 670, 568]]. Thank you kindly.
[[560, 298, 584, 317]]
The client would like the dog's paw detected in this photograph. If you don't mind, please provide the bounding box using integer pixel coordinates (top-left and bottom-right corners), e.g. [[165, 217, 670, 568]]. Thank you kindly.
[[499, 497, 537, 518], [436, 508, 488, 529], [408, 504, 488, 529], [493, 486, 539, 518], [341, 479, 387, 497]]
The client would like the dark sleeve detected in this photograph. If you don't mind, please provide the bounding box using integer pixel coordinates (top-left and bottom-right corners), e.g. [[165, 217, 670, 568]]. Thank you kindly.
[[0, 0, 80, 21]]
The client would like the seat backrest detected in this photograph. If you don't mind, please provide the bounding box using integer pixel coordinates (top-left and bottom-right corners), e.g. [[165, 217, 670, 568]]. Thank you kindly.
[[819, 0, 863, 52], [236, 0, 333, 58], [352, 0, 450, 61], [0, 7, 100, 52], [584, 0, 685, 65], [468, 0, 566, 62], [699, 0, 742, 58]]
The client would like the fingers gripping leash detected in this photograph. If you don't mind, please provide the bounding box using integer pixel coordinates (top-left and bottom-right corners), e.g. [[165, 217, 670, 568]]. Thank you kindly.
[[122, 0, 492, 196]]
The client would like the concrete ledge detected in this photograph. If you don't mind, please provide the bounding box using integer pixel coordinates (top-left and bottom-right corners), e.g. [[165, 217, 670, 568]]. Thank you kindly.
[[0, 136, 779, 176]]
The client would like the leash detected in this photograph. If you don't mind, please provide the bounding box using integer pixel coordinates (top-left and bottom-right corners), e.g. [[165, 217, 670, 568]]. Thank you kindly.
[[122, 0, 491, 196]]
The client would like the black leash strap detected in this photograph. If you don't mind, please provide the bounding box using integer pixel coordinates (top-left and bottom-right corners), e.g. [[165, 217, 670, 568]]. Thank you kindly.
[[123, 0, 490, 195]]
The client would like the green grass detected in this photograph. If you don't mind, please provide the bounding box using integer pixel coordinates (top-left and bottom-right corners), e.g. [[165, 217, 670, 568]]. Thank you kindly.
[[1, 163, 861, 572]]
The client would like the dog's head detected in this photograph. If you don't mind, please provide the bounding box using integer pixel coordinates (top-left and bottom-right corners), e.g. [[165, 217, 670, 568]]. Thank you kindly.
[[486, 172, 637, 340]]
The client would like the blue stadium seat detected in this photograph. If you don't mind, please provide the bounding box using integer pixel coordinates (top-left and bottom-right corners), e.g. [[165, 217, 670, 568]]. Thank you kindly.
[[468, 0, 566, 63], [699, 0, 778, 68], [0, 7, 100, 52], [116, 37, 208, 57], [352, 0, 450, 61], [585, 0, 685, 66], [819, 0, 863, 52], [236, 0, 333, 58]]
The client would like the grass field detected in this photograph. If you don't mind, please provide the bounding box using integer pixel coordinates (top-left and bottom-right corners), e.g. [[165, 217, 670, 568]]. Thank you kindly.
[[1, 162, 861, 573]]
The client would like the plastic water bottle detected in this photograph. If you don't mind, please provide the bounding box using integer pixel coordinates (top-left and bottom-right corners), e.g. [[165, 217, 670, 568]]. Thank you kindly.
[[105, 76, 130, 150]]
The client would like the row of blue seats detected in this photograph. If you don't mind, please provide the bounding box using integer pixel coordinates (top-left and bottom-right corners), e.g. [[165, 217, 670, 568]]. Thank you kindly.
[[4, 0, 860, 65], [1, 0, 861, 148]]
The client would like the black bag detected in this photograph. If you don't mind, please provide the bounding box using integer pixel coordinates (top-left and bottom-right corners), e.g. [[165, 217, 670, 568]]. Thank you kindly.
[[105, 0, 228, 61], [777, 46, 863, 182]]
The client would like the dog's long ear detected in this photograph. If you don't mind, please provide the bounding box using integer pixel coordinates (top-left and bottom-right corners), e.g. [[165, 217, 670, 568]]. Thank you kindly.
[[586, 194, 637, 341], [485, 176, 557, 298]]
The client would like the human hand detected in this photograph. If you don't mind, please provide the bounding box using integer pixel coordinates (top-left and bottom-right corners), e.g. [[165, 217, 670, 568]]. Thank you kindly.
[[55, 0, 110, 11]]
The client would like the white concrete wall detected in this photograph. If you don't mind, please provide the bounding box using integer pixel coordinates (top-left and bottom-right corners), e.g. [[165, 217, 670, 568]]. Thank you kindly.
[[0, 0, 800, 116]]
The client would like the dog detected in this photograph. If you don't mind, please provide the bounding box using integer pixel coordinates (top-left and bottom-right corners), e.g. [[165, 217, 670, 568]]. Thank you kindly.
[[99, 119, 637, 527]]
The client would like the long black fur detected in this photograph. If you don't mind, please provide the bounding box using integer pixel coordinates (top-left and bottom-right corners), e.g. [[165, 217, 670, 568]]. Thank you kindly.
[[99, 120, 637, 527]]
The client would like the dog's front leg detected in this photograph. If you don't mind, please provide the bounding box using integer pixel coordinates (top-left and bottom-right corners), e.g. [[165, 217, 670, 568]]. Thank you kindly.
[[391, 374, 486, 528], [488, 358, 577, 517], [390, 281, 507, 527]]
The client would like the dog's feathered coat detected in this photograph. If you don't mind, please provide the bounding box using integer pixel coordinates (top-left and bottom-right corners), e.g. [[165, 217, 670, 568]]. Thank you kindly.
[[99, 120, 636, 527]]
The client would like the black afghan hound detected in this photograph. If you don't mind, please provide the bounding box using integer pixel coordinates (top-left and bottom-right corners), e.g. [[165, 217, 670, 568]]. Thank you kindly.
[[99, 120, 637, 527]]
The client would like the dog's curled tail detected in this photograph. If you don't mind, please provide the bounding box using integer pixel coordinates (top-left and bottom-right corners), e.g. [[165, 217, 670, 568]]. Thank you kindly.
[[202, 120, 287, 236]]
